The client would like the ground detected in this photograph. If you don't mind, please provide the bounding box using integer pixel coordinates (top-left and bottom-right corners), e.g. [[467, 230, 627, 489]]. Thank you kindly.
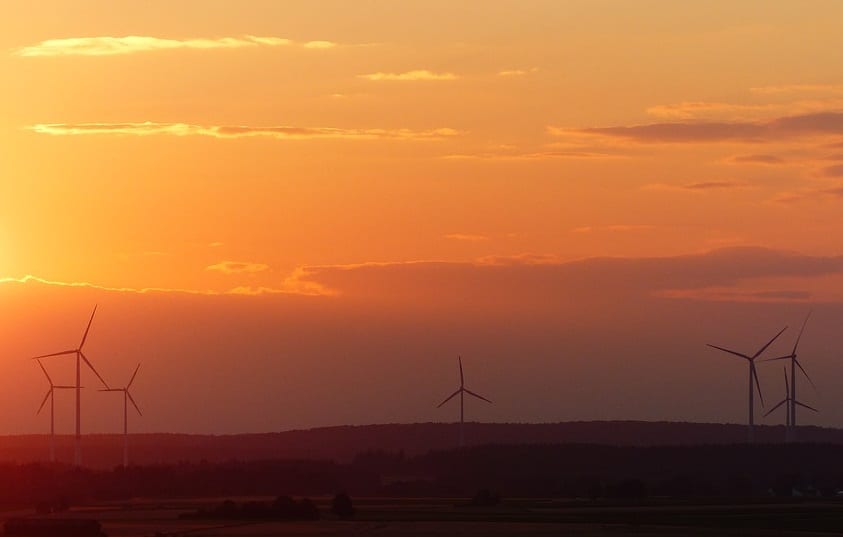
[[6, 497, 843, 537]]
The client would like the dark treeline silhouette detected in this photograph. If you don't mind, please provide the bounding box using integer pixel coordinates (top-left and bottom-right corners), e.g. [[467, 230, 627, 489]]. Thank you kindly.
[[3, 443, 843, 508], [5, 422, 843, 467]]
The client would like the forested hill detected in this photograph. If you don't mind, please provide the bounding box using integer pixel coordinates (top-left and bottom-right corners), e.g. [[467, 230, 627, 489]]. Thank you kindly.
[[2, 421, 842, 468]]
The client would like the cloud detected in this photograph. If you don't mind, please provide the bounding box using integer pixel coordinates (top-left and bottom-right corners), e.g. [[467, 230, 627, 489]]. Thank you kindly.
[[822, 164, 843, 177], [728, 154, 786, 165], [13, 35, 340, 57], [644, 181, 750, 193], [29, 122, 459, 141], [771, 182, 843, 204], [558, 111, 843, 144], [646, 101, 778, 120], [497, 68, 537, 77], [442, 149, 622, 161], [444, 233, 489, 242], [646, 99, 843, 121], [0, 274, 327, 297], [6, 248, 843, 306], [358, 70, 458, 81], [658, 288, 813, 302], [302, 40, 337, 49], [749, 84, 843, 95], [206, 261, 270, 275], [286, 246, 843, 305], [572, 225, 654, 233]]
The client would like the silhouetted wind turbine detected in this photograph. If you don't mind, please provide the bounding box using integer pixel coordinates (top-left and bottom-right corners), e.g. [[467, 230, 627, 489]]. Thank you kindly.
[[765, 366, 817, 436], [707, 326, 787, 442], [101, 363, 142, 467], [437, 356, 491, 447], [763, 311, 818, 442], [35, 359, 77, 463], [31, 306, 110, 465]]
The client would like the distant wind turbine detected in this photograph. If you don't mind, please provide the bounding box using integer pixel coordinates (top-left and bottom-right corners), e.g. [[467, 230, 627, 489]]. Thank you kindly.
[[437, 356, 491, 447], [763, 311, 818, 441], [101, 363, 142, 467], [35, 359, 78, 463], [30, 306, 110, 465], [764, 366, 817, 435], [707, 326, 787, 442]]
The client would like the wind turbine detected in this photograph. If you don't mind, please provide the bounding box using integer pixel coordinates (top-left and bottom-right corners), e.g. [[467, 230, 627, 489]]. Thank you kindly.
[[707, 326, 787, 442], [30, 306, 110, 465], [35, 360, 78, 463], [765, 366, 817, 437], [763, 312, 818, 442], [437, 356, 491, 447], [101, 364, 142, 467]]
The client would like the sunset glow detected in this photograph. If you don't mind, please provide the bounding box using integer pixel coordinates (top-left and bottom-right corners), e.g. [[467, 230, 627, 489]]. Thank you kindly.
[[2, 0, 843, 436]]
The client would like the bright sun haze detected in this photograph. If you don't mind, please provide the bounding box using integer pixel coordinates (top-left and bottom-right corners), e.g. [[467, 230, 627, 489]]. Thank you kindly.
[[1, 0, 843, 435]]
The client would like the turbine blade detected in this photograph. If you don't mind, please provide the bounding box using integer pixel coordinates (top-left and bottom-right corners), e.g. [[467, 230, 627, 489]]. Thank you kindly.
[[792, 310, 812, 355], [127, 391, 142, 416], [437, 388, 461, 408], [763, 399, 786, 417], [36, 359, 52, 384], [459, 356, 464, 387], [706, 344, 750, 360], [760, 354, 794, 363], [795, 400, 819, 412], [79, 305, 97, 349], [751, 326, 788, 359], [795, 359, 819, 393], [80, 351, 109, 389], [36, 389, 51, 415], [128, 363, 141, 388], [54, 385, 78, 389], [31, 350, 76, 360], [752, 364, 764, 407], [464, 388, 492, 404]]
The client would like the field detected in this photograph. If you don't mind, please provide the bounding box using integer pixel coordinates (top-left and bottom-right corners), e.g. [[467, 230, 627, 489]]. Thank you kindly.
[[7, 497, 843, 537]]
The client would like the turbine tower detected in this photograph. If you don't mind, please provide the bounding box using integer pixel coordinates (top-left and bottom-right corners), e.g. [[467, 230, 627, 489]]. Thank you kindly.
[[101, 364, 142, 467], [31, 306, 110, 465], [35, 359, 77, 463], [707, 326, 787, 443], [437, 356, 491, 447], [765, 366, 817, 438], [763, 311, 817, 442]]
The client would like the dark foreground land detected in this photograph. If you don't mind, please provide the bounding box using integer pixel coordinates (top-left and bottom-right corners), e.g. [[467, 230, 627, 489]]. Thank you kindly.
[[7, 497, 843, 537], [4, 442, 843, 535], [4, 421, 843, 467]]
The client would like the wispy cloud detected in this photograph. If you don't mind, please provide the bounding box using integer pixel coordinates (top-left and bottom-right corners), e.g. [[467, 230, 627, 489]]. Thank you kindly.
[[822, 164, 843, 177], [572, 224, 654, 233], [444, 233, 489, 242], [750, 84, 843, 95], [0, 274, 330, 296], [646, 101, 778, 120], [728, 154, 786, 165], [29, 122, 459, 141], [554, 111, 843, 145], [497, 68, 537, 77], [442, 149, 622, 161], [644, 181, 749, 192], [14, 35, 340, 57], [206, 261, 270, 275], [358, 70, 458, 81]]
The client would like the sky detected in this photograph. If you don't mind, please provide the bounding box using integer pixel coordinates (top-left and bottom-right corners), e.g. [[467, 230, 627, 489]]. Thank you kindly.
[[2, 0, 843, 435]]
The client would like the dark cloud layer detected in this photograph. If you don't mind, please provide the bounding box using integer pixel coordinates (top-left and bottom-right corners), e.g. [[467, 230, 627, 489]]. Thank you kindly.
[[579, 112, 843, 144]]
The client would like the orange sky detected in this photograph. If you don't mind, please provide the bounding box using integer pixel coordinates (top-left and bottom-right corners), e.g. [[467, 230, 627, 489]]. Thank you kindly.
[[2, 1, 843, 435]]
